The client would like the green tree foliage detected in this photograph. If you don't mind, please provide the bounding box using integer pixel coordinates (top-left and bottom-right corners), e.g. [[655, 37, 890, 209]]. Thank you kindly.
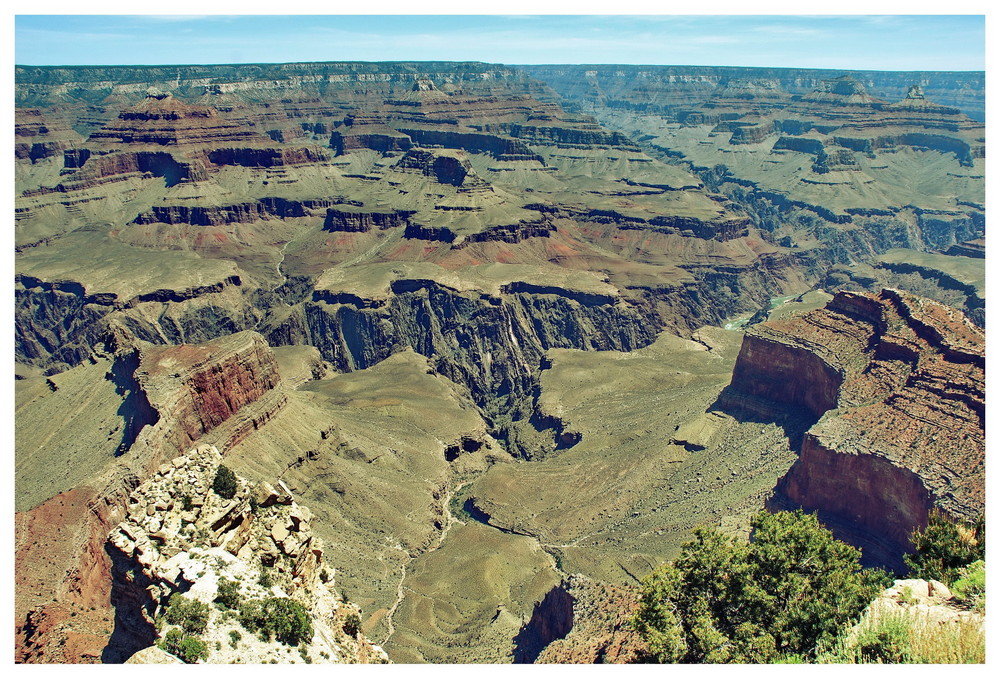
[[215, 577, 242, 610], [950, 560, 985, 612], [239, 597, 313, 646], [163, 595, 210, 635], [904, 511, 985, 585], [159, 628, 209, 663], [631, 510, 889, 663], [343, 611, 362, 637], [212, 464, 238, 499]]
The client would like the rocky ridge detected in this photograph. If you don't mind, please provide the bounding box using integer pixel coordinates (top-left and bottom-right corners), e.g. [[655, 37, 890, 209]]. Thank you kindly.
[[106, 443, 388, 664], [515, 575, 647, 664], [723, 289, 984, 569], [15, 330, 286, 663]]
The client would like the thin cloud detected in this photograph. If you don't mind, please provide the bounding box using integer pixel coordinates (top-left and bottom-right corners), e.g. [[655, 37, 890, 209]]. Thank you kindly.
[[749, 25, 824, 38], [135, 15, 216, 22]]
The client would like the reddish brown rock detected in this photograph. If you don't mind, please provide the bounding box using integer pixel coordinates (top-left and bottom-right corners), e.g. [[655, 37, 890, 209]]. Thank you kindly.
[[26, 91, 330, 196], [15, 331, 285, 663], [139, 330, 284, 451], [515, 575, 648, 664], [724, 289, 984, 568], [15, 108, 83, 161]]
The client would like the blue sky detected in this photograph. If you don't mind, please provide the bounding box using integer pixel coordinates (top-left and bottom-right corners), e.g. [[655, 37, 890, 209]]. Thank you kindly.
[[14, 13, 986, 71]]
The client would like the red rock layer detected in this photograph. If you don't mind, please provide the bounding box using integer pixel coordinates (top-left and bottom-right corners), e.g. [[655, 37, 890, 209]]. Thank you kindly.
[[139, 330, 283, 452], [15, 331, 285, 663], [726, 289, 983, 567]]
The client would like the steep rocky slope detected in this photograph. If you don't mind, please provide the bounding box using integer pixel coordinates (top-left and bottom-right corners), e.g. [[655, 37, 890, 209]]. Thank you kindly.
[[105, 443, 387, 663], [15, 330, 285, 662], [722, 289, 984, 569]]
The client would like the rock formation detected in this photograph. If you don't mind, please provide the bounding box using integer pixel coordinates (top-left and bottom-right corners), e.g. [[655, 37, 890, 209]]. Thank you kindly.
[[723, 289, 984, 569], [138, 331, 286, 452], [515, 576, 647, 664], [13, 59, 985, 665], [15, 108, 82, 161], [15, 331, 286, 663], [836, 577, 984, 661], [105, 443, 388, 664]]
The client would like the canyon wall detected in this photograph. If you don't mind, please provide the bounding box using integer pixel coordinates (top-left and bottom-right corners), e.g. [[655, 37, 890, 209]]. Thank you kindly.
[[15, 331, 285, 662], [523, 65, 986, 121], [722, 289, 984, 570]]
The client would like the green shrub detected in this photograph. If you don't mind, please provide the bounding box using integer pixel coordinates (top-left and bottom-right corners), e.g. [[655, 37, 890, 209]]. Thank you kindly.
[[268, 597, 314, 646], [159, 628, 209, 663], [239, 597, 313, 646], [630, 510, 889, 663], [163, 595, 210, 635], [905, 511, 984, 585], [951, 560, 985, 612], [343, 611, 362, 637], [850, 613, 912, 663], [212, 464, 238, 500], [259, 569, 273, 589], [821, 608, 985, 664], [229, 629, 241, 649], [215, 577, 242, 610], [181, 495, 194, 512]]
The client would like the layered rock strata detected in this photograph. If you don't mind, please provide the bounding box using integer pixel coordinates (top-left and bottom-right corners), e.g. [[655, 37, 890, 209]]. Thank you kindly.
[[515, 576, 647, 664], [106, 443, 388, 664], [723, 289, 984, 569], [15, 331, 286, 663], [137, 331, 286, 453]]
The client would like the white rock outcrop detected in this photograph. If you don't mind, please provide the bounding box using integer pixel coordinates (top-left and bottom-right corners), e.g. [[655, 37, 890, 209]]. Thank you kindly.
[[108, 444, 388, 664]]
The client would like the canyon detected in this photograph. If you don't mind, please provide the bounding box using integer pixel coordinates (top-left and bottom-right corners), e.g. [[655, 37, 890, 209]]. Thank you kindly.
[[14, 60, 985, 663]]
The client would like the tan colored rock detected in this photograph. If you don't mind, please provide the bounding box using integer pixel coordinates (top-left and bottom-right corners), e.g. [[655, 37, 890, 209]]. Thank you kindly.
[[221, 513, 254, 555], [254, 481, 279, 508], [207, 500, 240, 532], [125, 646, 182, 664], [928, 579, 953, 600], [289, 504, 313, 530], [271, 522, 289, 545]]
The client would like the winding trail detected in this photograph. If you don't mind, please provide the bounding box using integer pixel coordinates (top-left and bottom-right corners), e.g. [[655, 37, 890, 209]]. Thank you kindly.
[[379, 477, 473, 646]]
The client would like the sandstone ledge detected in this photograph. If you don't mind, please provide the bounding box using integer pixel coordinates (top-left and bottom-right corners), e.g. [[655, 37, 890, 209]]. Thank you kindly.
[[725, 289, 983, 569]]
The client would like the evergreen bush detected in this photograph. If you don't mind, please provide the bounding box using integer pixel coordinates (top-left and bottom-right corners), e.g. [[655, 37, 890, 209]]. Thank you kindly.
[[630, 510, 888, 663], [212, 464, 238, 499]]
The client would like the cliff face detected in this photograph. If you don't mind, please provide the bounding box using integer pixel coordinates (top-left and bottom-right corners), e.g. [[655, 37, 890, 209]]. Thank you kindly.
[[15, 331, 286, 663], [138, 331, 285, 452], [15, 62, 544, 109], [723, 289, 984, 569], [105, 443, 388, 664], [133, 197, 323, 226], [286, 280, 658, 456], [14, 273, 255, 370], [15, 108, 83, 161], [515, 576, 647, 664]]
